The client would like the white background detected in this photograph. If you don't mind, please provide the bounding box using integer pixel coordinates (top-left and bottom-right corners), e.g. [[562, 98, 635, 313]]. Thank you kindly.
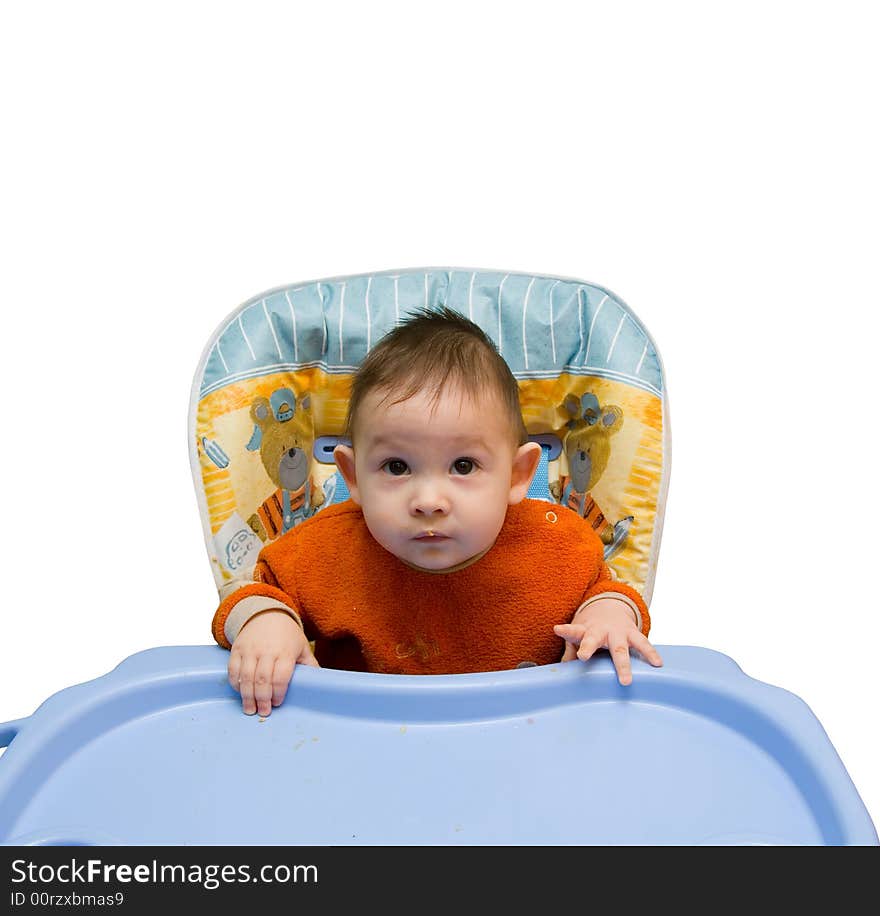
[[1, 2, 877, 837]]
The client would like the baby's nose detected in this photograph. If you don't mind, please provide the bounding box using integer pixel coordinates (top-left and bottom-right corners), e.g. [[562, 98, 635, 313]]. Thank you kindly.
[[411, 486, 450, 515]]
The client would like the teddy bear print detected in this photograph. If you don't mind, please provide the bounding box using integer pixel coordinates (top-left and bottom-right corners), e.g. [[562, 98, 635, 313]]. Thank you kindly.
[[246, 387, 325, 541], [551, 391, 633, 557]]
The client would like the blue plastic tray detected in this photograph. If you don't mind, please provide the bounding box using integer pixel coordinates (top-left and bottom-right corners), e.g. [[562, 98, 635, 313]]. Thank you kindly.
[[0, 646, 875, 845]]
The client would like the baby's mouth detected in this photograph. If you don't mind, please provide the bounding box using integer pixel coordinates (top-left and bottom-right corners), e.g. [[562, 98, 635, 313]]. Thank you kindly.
[[414, 530, 449, 541]]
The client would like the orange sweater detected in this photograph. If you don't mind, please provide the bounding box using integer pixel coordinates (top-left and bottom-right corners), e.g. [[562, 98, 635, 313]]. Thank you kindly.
[[212, 498, 650, 674]]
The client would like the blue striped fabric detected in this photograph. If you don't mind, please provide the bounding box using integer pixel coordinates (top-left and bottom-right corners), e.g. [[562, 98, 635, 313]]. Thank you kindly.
[[526, 444, 553, 503], [328, 471, 350, 506], [199, 269, 663, 399]]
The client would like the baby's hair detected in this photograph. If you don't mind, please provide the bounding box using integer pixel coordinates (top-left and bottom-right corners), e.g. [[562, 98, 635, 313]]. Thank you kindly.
[[345, 306, 528, 446]]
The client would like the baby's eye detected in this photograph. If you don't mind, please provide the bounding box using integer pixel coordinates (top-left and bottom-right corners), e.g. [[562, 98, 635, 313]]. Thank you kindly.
[[382, 459, 409, 476], [451, 458, 476, 475]]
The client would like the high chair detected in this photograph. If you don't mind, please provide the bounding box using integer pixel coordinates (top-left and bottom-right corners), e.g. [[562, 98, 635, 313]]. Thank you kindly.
[[0, 269, 874, 845]]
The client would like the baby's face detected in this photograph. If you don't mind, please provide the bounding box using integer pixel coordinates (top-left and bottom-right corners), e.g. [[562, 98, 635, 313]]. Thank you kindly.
[[335, 385, 538, 571]]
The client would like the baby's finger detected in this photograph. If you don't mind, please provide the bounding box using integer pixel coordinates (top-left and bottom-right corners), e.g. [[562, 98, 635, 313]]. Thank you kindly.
[[554, 624, 586, 662], [297, 641, 321, 668], [272, 656, 296, 707], [238, 656, 257, 715], [553, 623, 585, 644], [576, 631, 603, 664], [630, 631, 663, 667], [253, 655, 276, 717], [610, 639, 633, 686], [228, 652, 242, 693]]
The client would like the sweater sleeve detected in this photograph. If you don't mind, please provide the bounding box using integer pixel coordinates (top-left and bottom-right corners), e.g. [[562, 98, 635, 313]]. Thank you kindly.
[[210, 557, 301, 650], [580, 564, 651, 637]]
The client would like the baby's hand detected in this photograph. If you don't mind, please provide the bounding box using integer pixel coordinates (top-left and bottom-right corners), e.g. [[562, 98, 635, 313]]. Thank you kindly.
[[228, 610, 319, 716], [554, 598, 662, 686]]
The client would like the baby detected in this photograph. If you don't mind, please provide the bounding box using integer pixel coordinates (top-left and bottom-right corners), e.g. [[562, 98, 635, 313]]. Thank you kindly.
[[212, 307, 662, 715]]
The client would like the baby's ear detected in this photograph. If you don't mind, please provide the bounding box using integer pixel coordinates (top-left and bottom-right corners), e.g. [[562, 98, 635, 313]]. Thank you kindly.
[[508, 441, 542, 505], [333, 444, 360, 505]]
